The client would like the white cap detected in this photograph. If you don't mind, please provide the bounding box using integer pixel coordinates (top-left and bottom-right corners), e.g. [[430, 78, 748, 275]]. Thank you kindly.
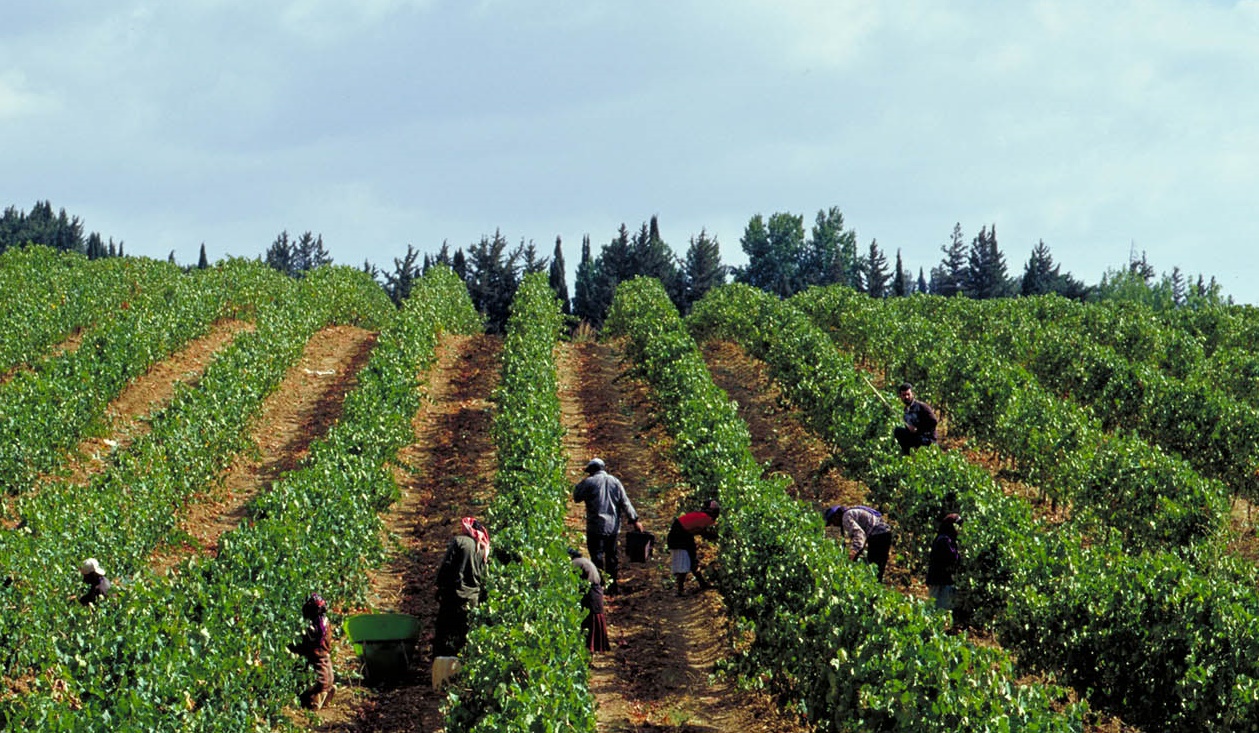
[[80, 558, 104, 575]]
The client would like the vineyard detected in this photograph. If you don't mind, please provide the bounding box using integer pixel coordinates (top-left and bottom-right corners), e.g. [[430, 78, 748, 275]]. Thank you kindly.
[[1, 245, 1258, 731]]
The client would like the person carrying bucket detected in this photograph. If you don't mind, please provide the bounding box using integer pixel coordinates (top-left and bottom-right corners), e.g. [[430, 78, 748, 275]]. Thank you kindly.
[[573, 458, 642, 595]]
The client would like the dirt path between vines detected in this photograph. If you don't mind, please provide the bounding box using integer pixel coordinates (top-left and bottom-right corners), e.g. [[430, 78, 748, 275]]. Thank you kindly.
[[1, 320, 250, 528], [701, 340, 1136, 733], [0, 329, 84, 387], [316, 333, 500, 732], [150, 324, 378, 575], [700, 340, 902, 583], [63, 320, 252, 487], [558, 338, 810, 732]]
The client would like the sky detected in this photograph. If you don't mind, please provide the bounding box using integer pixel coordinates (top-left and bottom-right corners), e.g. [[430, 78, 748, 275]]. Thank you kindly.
[[3, 1, 1259, 303]]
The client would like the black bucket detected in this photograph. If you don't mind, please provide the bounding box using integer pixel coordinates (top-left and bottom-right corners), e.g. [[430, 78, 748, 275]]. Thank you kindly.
[[626, 530, 655, 563]]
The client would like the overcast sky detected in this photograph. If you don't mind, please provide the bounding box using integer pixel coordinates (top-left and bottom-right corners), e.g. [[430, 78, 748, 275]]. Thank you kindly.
[[4, 1, 1258, 303]]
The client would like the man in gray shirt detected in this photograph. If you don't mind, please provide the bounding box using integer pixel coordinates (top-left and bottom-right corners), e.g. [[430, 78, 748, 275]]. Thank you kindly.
[[573, 458, 642, 594]]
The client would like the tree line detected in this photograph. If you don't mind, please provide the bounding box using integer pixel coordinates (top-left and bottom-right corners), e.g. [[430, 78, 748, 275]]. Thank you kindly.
[[1, 200, 1230, 333], [0, 201, 125, 260]]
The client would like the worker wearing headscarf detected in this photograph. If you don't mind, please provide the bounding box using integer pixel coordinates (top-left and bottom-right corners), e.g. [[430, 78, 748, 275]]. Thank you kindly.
[[434, 517, 491, 656]]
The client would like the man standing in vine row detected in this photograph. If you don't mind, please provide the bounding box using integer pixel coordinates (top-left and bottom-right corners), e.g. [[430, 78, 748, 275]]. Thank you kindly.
[[573, 457, 642, 595]]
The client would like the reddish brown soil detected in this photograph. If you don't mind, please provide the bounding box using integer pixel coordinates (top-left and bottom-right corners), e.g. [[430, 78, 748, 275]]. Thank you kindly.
[[149, 324, 378, 575], [67, 320, 254, 485], [559, 339, 811, 732], [315, 334, 501, 732], [1, 320, 250, 528]]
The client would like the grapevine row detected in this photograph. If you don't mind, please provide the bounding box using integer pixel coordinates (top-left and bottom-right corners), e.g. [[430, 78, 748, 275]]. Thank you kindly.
[[0, 264, 398, 728], [606, 277, 1082, 732], [445, 271, 597, 731], [688, 282, 1259, 731]]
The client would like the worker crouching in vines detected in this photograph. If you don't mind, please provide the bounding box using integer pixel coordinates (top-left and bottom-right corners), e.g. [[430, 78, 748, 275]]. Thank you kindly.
[[825, 504, 893, 583], [568, 547, 610, 653], [666, 499, 720, 596], [288, 592, 335, 710], [893, 382, 938, 455], [76, 558, 111, 606]]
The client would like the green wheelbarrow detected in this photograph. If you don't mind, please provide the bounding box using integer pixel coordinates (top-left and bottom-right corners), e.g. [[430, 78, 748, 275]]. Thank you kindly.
[[343, 613, 421, 683]]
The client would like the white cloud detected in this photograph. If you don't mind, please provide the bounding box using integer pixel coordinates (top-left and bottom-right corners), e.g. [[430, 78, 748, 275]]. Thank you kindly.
[[0, 72, 59, 119]]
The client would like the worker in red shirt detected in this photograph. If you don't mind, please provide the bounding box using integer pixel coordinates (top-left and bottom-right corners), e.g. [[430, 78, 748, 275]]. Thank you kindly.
[[666, 499, 720, 596]]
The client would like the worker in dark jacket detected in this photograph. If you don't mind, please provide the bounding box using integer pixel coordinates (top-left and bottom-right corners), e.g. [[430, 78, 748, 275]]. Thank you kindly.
[[288, 593, 335, 710], [434, 517, 490, 657], [568, 548, 610, 653], [894, 382, 938, 455], [825, 504, 893, 582], [666, 499, 720, 596], [77, 558, 111, 606], [572, 458, 642, 594], [927, 513, 962, 630]]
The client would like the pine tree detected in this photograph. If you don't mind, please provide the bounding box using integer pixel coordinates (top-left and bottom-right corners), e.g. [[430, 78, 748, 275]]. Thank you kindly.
[[933, 223, 968, 296], [864, 239, 890, 298], [917, 267, 928, 295], [802, 206, 857, 288], [521, 238, 548, 275], [549, 236, 570, 315], [265, 231, 294, 276], [85, 232, 106, 260], [681, 229, 725, 313], [1170, 266, 1186, 307], [964, 225, 1011, 299], [465, 229, 521, 333], [293, 231, 331, 275], [198, 243, 209, 269], [451, 248, 468, 283], [385, 244, 421, 306], [630, 215, 683, 309], [1020, 240, 1058, 296], [587, 225, 633, 326], [734, 212, 805, 297]]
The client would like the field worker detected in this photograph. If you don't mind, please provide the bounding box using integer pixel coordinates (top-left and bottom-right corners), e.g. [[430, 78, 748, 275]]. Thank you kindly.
[[572, 458, 642, 595], [893, 382, 938, 455], [666, 499, 720, 596], [567, 548, 610, 653], [77, 558, 111, 606], [927, 513, 963, 630], [434, 517, 490, 657], [288, 593, 336, 710], [824, 505, 893, 582]]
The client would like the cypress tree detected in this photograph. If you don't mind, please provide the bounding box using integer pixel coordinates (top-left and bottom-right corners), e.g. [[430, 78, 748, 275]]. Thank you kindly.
[[548, 236, 570, 315]]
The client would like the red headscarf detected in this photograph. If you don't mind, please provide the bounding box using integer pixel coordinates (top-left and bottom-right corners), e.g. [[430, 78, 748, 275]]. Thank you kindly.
[[461, 517, 491, 563]]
